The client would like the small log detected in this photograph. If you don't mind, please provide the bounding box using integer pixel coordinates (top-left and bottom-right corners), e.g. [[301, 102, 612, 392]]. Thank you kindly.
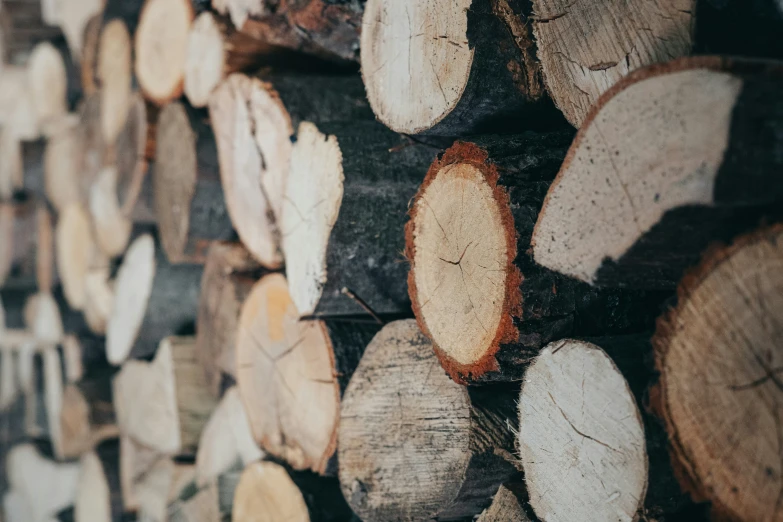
[[74, 440, 123, 522], [77, 93, 109, 204], [532, 57, 783, 289], [282, 120, 439, 317], [406, 137, 672, 384], [530, 0, 693, 127], [651, 224, 783, 522], [233, 461, 355, 522], [184, 11, 271, 108], [477, 484, 532, 522], [88, 166, 133, 258], [6, 443, 80, 522], [517, 338, 698, 522], [338, 319, 519, 520], [206, 73, 370, 268], [0, 65, 40, 140], [27, 41, 73, 136], [106, 233, 203, 364], [55, 204, 95, 311], [134, 0, 195, 105], [195, 241, 261, 396], [154, 101, 234, 263], [114, 336, 219, 457], [235, 273, 379, 474], [44, 118, 83, 212], [194, 387, 262, 487], [360, 0, 547, 135], [115, 92, 157, 224], [98, 19, 133, 144]]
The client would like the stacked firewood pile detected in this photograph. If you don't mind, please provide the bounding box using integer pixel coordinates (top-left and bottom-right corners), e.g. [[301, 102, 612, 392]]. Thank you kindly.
[[0, 0, 782, 520]]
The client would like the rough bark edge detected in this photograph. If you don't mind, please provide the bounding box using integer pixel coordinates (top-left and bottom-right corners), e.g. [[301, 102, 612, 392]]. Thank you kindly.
[[649, 222, 783, 521], [405, 141, 522, 384], [531, 55, 783, 254]]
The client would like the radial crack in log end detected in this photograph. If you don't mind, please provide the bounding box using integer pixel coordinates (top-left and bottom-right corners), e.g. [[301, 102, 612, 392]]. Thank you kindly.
[[652, 224, 783, 522]]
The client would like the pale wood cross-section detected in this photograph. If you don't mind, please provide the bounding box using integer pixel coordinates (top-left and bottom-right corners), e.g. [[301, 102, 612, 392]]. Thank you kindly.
[[518, 339, 648, 522], [98, 19, 133, 144], [232, 461, 310, 522]]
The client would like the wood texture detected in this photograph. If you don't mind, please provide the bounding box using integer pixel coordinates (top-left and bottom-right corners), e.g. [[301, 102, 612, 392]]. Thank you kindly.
[[652, 224, 783, 522], [154, 101, 234, 264], [406, 138, 664, 384], [532, 57, 783, 289], [477, 484, 532, 522], [338, 320, 519, 520]]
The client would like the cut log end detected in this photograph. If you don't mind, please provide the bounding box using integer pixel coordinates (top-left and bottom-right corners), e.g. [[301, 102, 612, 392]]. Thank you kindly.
[[99, 19, 133, 144], [477, 484, 532, 522], [518, 339, 648, 522], [74, 451, 112, 522], [360, 0, 474, 134], [55, 205, 95, 311], [339, 319, 496, 520], [232, 461, 310, 522], [208, 74, 288, 269], [184, 12, 228, 108], [106, 234, 156, 366], [531, 63, 747, 287], [235, 273, 338, 473], [531, 0, 693, 127], [135, 0, 194, 105], [407, 142, 520, 383], [281, 121, 343, 317], [652, 224, 783, 522], [89, 167, 133, 257], [28, 42, 68, 133]]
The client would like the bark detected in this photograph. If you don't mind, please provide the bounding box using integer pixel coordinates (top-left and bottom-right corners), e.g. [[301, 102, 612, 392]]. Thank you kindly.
[[235, 273, 380, 474], [232, 0, 363, 63], [106, 232, 203, 364], [338, 320, 520, 521], [233, 461, 357, 522], [406, 137, 666, 384], [361, 0, 550, 135], [694, 0, 783, 60], [153, 101, 235, 264], [651, 224, 783, 522], [281, 119, 440, 318], [532, 57, 783, 289], [195, 242, 262, 397]]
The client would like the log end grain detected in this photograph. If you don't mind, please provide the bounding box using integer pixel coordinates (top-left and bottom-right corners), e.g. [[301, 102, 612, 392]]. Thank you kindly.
[[134, 0, 194, 105], [98, 19, 133, 144], [106, 234, 156, 366], [27, 42, 68, 133], [235, 273, 338, 474], [184, 12, 228, 108], [651, 224, 783, 522], [232, 461, 310, 522], [360, 0, 474, 134], [406, 142, 521, 384], [88, 166, 133, 257], [518, 339, 648, 522], [55, 205, 95, 311]]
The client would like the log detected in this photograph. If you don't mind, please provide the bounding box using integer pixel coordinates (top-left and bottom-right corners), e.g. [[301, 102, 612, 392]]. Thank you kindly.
[[405, 137, 665, 384], [477, 484, 532, 522], [0, 65, 40, 140], [532, 57, 783, 289], [233, 461, 355, 522], [235, 273, 379, 474], [44, 118, 83, 212], [184, 11, 272, 108], [115, 92, 157, 224], [88, 166, 133, 258], [517, 338, 700, 522], [74, 440, 123, 522], [195, 241, 261, 396], [55, 204, 95, 311], [194, 387, 262, 487], [651, 224, 783, 522], [114, 336, 219, 457], [106, 233, 203, 364], [98, 19, 133, 144], [5, 443, 80, 522], [79, 13, 103, 95], [134, 0, 195, 105], [694, 0, 783, 59], [154, 101, 234, 264], [214, 0, 362, 63], [77, 93, 109, 204], [338, 319, 519, 520], [27, 41, 70, 136], [207, 73, 370, 269], [281, 119, 439, 317], [530, 0, 693, 127], [360, 0, 548, 135]]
